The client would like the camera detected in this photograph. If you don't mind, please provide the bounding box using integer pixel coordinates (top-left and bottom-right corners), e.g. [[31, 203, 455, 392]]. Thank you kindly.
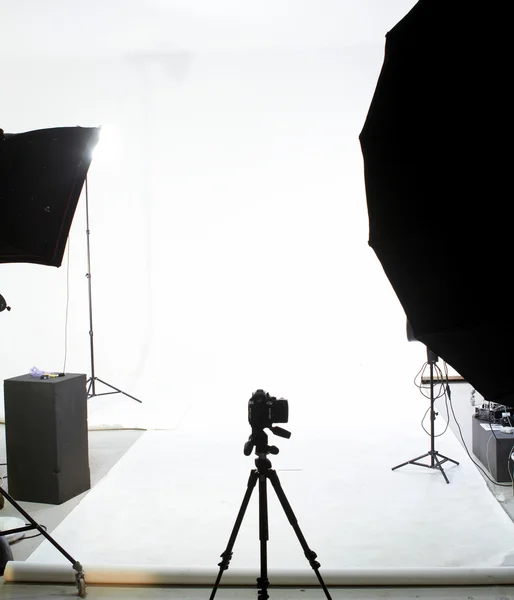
[[248, 389, 288, 430]]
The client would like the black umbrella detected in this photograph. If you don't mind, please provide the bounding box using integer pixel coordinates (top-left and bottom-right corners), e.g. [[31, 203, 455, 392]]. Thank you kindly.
[[359, 0, 512, 405], [0, 126, 100, 267]]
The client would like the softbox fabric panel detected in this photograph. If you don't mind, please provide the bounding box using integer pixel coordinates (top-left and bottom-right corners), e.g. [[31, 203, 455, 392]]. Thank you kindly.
[[0, 126, 100, 267]]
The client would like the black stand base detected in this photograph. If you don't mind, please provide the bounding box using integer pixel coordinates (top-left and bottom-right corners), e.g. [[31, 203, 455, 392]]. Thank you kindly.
[[87, 377, 142, 403], [209, 430, 332, 599], [0, 486, 86, 596], [392, 350, 459, 484], [392, 450, 459, 484]]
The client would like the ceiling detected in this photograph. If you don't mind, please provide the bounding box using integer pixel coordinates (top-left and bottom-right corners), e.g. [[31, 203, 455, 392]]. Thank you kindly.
[[2, 0, 417, 59]]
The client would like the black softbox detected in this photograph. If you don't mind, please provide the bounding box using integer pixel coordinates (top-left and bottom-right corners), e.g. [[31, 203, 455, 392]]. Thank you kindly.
[[359, 0, 512, 405], [0, 126, 100, 267]]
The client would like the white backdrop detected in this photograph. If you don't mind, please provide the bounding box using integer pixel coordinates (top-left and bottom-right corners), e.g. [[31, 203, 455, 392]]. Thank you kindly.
[[0, 41, 431, 429]]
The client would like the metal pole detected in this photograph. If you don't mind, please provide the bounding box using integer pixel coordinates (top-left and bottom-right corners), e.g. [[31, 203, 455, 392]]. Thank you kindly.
[[430, 360, 435, 466], [82, 176, 142, 404], [85, 178, 96, 397]]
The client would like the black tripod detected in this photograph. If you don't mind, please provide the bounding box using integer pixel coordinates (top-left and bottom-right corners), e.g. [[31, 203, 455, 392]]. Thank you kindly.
[[209, 428, 332, 600], [84, 178, 141, 403], [392, 348, 459, 483]]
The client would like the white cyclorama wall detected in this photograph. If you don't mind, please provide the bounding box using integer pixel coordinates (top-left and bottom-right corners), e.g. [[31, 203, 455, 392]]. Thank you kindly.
[[0, 47, 430, 429]]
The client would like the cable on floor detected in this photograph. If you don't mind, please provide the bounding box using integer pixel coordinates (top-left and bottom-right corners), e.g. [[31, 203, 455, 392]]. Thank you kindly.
[[9, 525, 48, 544]]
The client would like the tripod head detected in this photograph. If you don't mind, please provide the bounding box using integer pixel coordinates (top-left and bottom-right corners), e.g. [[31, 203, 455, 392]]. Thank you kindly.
[[243, 426, 291, 458]]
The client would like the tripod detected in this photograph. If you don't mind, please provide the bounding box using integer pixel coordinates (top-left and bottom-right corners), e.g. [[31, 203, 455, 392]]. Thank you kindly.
[[0, 486, 86, 596], [83, 178, 141, 403], [209, 428, 332, 600], [392, 348, 459, 483]]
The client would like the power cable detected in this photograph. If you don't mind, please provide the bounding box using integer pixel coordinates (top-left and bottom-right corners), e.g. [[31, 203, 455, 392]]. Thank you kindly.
[[415, 359, 450, 437]]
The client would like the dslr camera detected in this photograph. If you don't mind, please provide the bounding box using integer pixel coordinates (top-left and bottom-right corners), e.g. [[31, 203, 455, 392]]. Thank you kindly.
[[248, 389, 288, 430]]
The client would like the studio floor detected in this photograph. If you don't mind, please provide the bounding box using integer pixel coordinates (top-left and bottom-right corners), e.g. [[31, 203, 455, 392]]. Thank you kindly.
[[3, 583, 514, 599], [3, 382, 514, 599]]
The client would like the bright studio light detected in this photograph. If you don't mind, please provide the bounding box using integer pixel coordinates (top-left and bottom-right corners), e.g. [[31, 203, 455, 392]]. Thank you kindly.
[[92, 125, 120, 163]]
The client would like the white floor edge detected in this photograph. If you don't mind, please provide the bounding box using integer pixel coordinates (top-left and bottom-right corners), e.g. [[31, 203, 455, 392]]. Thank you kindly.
[[6, 563, 514, 587]]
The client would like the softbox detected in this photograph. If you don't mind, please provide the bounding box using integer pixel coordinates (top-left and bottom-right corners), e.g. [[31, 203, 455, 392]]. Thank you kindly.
[[0, 126, 100, 267], [359, 0, 512, 405]]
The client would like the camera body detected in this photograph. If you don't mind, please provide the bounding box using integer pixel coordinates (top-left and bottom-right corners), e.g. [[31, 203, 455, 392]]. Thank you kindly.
[[248, 389, 288, 430]]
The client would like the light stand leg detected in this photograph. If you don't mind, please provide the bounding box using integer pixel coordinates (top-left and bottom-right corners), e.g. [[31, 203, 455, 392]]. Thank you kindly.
[[392, 350, 459, 483], [83, 178, 141, 404], [0, 486, 86, 597]]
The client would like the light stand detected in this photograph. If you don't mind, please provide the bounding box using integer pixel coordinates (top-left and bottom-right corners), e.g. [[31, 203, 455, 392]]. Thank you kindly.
[[84, 178, 141, 403], [209, 427, 332, 600], [392, 347, 459, 483], [0, 126, 101, 596]]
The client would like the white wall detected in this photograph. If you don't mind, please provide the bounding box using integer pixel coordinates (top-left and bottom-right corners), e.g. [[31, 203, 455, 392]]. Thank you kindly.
[[0, 46, 429, 429]]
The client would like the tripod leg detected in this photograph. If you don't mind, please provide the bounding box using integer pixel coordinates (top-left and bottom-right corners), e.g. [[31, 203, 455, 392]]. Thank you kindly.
[[209, 470, 258, 600], [258, 472, 270, 600], [267, 470, 333, 600]]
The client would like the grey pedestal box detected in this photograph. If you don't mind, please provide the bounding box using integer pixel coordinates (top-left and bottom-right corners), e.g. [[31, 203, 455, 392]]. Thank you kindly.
[[472, 415, 514, 483], [3, 373, 90, 504]]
